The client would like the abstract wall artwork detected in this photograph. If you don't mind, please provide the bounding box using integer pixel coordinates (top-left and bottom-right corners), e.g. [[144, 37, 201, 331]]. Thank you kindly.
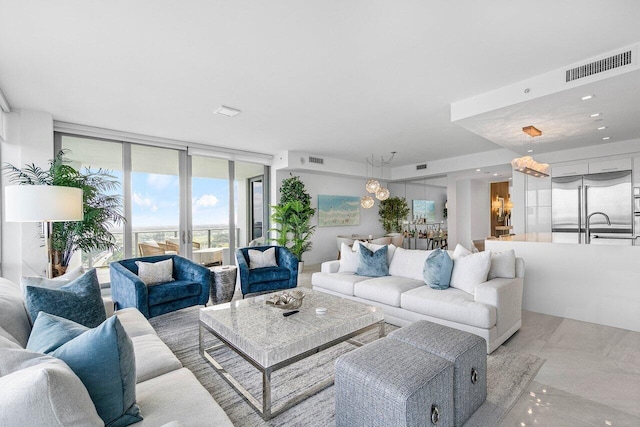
[[412, 200, 436, 223], [318, 195, 360, 226]]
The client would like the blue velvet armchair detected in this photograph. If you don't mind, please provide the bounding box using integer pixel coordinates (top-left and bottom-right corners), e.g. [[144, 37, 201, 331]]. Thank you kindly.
[[236, 246, 298, 297], [110, 254, 210, 318]]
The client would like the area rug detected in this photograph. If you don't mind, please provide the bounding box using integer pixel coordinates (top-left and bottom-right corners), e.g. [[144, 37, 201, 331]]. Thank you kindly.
[[150, 307, 544, 426]]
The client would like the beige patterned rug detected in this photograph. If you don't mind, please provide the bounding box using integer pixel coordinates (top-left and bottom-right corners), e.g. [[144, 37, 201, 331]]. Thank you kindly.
[[150, 307, 544, 426]]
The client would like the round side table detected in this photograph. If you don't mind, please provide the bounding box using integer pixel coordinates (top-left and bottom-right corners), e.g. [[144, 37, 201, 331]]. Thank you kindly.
[[209, 265, 237, 304]]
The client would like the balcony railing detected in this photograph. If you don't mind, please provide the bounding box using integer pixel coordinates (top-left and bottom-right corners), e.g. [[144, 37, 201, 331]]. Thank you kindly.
[[82, 226, 241, 269]]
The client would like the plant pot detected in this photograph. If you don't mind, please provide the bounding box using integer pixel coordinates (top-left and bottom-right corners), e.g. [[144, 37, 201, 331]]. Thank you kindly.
[[298, 261, 304, 274]]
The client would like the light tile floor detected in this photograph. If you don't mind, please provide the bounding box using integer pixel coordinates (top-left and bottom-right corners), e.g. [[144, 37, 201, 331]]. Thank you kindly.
[[300, 264, 640, 427]]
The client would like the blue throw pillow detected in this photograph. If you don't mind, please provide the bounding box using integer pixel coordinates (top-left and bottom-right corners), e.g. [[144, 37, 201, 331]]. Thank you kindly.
[[356, 245, 389, 277], [423, 249, 454, 290], [24, 269, 106, 327], [27, 312, 142, 427]]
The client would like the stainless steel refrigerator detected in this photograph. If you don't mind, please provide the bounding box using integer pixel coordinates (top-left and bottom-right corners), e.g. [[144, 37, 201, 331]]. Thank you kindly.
[[551, 170, 633, 245]]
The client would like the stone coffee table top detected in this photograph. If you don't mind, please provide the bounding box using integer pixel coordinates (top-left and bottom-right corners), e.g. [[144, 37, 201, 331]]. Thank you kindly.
[[199, 288, 383, 367]]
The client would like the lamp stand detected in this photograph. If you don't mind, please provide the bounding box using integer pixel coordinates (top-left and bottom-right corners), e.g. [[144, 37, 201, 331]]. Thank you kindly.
[[43, 221, 54, 279]]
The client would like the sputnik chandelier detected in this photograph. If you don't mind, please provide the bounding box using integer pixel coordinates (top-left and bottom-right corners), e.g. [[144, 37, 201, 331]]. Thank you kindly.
[[361, 152, 395, 209]]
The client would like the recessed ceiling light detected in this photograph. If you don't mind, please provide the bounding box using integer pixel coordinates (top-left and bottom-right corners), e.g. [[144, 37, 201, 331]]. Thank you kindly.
[[602, 137, 610, 140], [493, 173, 498, 176], [509, 177, 512, 180], [476, 169, 481, 172], [590, 113, 601, 118], [597, 126, 607, 130], [527, 149, 533, 153], [214, 105, 241, 117], [581, 95, 594, 101]]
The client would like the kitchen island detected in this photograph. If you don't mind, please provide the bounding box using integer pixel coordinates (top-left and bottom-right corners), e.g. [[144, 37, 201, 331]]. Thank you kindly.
[[486, 235, 640, 333]]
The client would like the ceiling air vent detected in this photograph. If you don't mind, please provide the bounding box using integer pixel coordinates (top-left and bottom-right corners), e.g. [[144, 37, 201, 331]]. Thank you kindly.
[[309, 156, 324, 165], [565, 50, 632, 82], [416, 163, 427, 170]]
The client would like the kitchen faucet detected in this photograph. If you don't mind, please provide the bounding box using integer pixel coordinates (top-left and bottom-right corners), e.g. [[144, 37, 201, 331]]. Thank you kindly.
[[585, 211, 611, 244]]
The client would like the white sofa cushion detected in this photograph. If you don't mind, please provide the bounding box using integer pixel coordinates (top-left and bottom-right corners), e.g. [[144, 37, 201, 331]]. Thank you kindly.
[[312, 272, 370, 296], [487, 249, 516, 279], [136, 368, 233, 426], [400, 286, 497, 329], [132, 334, 183, 383], [354, 276, 424, 307], [388, 247, 431, 281], [450, 249, 491, 294], [0, 347, 102, 427]]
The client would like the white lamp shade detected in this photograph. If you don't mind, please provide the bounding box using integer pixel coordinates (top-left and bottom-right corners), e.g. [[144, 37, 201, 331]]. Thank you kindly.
[[5, 185, 84, 222]]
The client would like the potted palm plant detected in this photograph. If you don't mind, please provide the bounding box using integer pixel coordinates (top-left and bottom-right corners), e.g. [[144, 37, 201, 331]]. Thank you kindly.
[[378, 196, 410, 234], [269, 174, 316, 271], [3, 150, 125, 277]]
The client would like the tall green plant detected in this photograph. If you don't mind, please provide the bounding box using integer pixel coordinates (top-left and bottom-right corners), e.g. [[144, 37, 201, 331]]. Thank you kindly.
[[269, 175, 316, 261], [3, 150, 125, 277], [378, 196, 410, 233]]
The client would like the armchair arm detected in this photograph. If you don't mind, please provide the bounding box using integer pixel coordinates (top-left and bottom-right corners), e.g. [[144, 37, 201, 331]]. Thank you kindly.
[[277, 248, 299, 288], [109, 262, 150, 318], [475, 277, 524, 337], [235, 250, 251, 296], [173, 256, 211, 305]]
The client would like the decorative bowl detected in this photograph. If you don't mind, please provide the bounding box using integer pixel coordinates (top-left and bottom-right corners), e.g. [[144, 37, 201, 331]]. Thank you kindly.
[[266, 290, 306, 310]]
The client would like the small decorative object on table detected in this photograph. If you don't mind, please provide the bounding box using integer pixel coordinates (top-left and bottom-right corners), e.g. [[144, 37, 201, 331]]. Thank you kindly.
[[266, 290, 305, 310]]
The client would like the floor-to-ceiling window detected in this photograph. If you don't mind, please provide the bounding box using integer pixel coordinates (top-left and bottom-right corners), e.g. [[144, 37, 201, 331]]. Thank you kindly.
[[190, 155, 231, 264], [59, 135, 124, 282], [57, 132, 269, 278], [130, 145, 181, 256]]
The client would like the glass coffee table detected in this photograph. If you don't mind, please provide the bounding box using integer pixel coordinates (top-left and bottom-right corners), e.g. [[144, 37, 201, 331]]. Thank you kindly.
[[199, 289, 384, 420]]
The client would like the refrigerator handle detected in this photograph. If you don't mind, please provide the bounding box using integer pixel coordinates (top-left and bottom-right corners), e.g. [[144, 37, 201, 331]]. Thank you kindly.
[[578, 185, 582, 244]]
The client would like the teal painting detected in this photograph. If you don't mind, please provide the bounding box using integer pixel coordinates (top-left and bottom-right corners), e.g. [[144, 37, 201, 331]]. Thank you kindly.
[[413, 200, 436, 222], [318, 195, 360, 227]]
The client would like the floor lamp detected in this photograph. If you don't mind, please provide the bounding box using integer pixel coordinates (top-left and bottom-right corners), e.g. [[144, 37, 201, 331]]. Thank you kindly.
[[5, 185, 84, 278]]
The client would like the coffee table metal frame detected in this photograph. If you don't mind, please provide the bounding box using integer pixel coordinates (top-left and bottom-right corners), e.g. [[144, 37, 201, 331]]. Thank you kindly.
[[199, 316, 384, 420]]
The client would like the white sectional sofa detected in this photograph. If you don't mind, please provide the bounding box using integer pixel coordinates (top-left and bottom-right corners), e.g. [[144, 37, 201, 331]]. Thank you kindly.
[[312, 246, 524, 353], [0, 277, 232, 426]]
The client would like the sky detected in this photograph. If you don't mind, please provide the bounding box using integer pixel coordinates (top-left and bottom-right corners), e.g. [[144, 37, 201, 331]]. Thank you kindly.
[[132, 173, 231, 227], [105, 171, 232, 228]]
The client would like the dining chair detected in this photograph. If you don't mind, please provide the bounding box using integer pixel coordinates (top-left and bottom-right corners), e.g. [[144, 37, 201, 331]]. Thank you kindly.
[[370, 236, 392, 245]]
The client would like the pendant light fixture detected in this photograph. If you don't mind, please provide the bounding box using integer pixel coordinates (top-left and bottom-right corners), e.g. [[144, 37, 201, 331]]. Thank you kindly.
[[362, 152, 396, 208]]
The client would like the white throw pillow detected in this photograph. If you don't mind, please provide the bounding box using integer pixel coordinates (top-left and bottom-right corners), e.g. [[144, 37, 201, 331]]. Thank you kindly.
[[20, 265, 85, 293], [355, 242, 397, 266], [452, 243, 472, 259], [338, 243, 360, 273], [388, 247, 431, 281], [450, 250, 491, 294], [487, 249, 516, 279], [135, 258, 174, 286], [248, 247, 278, 269], [0, 348, 103, 426]]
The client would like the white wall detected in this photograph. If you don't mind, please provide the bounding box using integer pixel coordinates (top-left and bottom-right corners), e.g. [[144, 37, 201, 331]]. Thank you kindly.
[[448, 178, 490, 248], [274, 170, 385, 265], [1, 109, 54, 282]]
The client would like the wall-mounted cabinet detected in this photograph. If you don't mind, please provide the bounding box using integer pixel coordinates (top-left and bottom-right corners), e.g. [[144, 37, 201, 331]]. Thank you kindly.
[[588, 158, 632, 174], [552, 158, 632, 177], [551, 163, 588, 177]]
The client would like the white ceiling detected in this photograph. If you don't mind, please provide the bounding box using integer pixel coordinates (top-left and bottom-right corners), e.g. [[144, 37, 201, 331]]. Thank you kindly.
[[2, 1, 640, 167]]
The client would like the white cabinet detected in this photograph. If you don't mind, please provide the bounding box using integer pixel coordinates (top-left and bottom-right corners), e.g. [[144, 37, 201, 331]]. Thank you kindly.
[[588, 158, 632, 174], [552, 159, 633, 177], [551, 163, 588, 177]]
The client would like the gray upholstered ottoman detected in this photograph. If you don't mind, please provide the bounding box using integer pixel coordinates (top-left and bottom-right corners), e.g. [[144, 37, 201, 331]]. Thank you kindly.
[[388, 321, 487, 427], [335, 338, 454, 427]]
